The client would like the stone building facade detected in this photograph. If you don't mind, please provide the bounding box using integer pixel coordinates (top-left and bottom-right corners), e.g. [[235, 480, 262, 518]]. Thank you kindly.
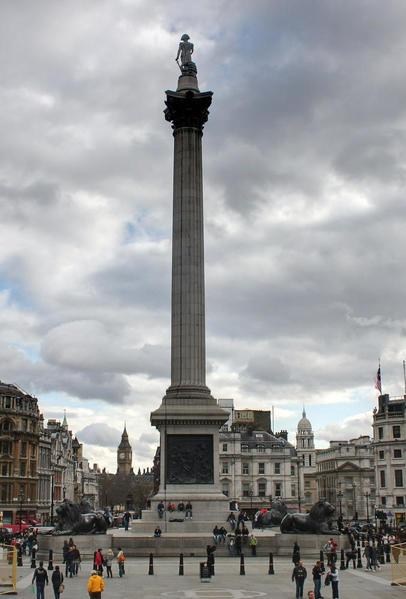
[[0, 382, 41, 524], [372, 393, 406, 525], [219, 428, 299, 511], [316, 436, 375, 520]]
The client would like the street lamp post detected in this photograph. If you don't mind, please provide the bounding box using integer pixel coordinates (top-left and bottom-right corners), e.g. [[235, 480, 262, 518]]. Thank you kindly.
[[365, 492, 370, 523], [337, 491, 343, 518], [352, 483, 358, 521], [18, 490, 24, 535]]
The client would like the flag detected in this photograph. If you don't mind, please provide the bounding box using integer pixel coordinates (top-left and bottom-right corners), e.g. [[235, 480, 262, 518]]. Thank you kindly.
[[375, 365, 382, 393]]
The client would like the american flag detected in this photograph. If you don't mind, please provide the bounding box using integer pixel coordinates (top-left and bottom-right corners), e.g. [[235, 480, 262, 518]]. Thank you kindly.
[[375, 365, 382, 393]]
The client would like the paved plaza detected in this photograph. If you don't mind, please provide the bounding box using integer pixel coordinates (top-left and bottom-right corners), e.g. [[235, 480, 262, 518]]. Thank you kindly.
[[15, 555, 404, 599]]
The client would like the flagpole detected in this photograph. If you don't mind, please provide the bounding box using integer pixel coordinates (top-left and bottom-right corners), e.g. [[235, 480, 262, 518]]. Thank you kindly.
[[403, 360, 406, 396]]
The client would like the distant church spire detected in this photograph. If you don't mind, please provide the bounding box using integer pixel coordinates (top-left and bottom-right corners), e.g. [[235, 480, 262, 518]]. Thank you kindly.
[[62, 409, 68, 428]]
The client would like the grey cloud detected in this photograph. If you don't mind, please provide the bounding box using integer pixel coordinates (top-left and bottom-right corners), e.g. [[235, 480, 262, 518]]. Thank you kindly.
[[76, 423, 122, 448]]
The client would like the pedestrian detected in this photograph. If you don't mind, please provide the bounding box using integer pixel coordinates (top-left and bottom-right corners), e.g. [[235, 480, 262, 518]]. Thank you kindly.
[[235, 531, 242, 556], [325, 564, 339, 599], [227, 535, 235, 557], [177, 501, 185, 512], [72, 544, 81, 575], [292, 541, 301, 565], [123, 511, 131, 531], [157, 501, 164, 519], [32, 560, 49, 599], [219, 526, 227, 544], [363, 542, 372, 570], [227, 512, 236, 530], [117, 547, 125, 577], [51, 565, 64, 599], [312, 560, 324, 599], [249, 533, 258, 556], [62, 540, 69, 575], [292, 560, 307, 599], [242, 524, 249, 545], [185, 501, 193, 519], [308, 592, 316, 599], [94, 548, 104, 576], [105, 548, 114, 578], [213, 525, 220, 544], [154, 527, 162, 537], [65, 546, 74, 578], [88, 570, 104, 599]]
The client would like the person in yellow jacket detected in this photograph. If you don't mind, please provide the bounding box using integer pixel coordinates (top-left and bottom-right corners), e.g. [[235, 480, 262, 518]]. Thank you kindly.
[[88, 570, 105, 599]]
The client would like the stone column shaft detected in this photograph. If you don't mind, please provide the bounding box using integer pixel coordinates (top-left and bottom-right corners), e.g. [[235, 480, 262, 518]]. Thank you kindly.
[[171, 126, 206, 388]]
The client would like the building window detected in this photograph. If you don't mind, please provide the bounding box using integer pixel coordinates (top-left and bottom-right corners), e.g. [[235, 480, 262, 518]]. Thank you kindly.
[[291, 484, 296, 496], [1, 484, 7, 501], [241, 445, 249, 453], [381, 496, 386, 506], [378, 427, 383, 440], [31, 445, 35, 458], [256, 445, 265, 453], [393, 426, 401, 439], [379, 450, 385, 460], [275, 483, 281, 497], [222, 462, 229, 475], [380, 470, 386, 487], [305, 481, 310, 489], [1, 463, 7, 476], [20, 462, 26, 477], [22, 419, 27, 432], [222, 483, 229, 497], [396, 496, 404, 506], [344, 476, 353, 485], [242, 483, 250, 497], [309, 454, 312, 466], [258, 463, 265, 475], [2, 441, 10, 455], [291, 465, 295, 476], [222, 443, 228, 452], [394, 449, 402, 459], [4, 397, 11, 409], [258, 482, 266, 497], [274, 463, 281, 475], [242, 463, 249, 475], [395, 470, 404, 487], [21, 442, 27, 457]]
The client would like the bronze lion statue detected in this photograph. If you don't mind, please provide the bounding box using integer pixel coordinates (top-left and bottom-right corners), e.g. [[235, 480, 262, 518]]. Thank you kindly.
[[54, 499, 108, 535], [254, 500, 288, 528], [280, 500, 338, 534]]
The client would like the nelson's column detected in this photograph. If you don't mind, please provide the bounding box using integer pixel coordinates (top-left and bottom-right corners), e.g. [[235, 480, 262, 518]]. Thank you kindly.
[[150, 35, 229, 521]]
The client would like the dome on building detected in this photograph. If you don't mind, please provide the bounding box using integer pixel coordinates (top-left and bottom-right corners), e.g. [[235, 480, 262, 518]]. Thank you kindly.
[[297, 409, 312, 431]]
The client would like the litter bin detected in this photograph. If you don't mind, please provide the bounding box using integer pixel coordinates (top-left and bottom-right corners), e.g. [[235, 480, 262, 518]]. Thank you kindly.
[[200, 562, 211, 582]]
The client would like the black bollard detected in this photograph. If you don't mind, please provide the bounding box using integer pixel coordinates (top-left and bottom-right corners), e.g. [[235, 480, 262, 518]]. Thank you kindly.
[[352, 550, 357, 569], [148, 553, 154, 575], [48, 549, 54, 571], [386, 548, 391, 563], [357, 547, 362, 569], [320, 550, 324, 570], [31, 548, 36, 569], [268, 552, 274, 575], [240, 553, 245, 575], [340, 548, 345, 570], [17, 546, 23, 567], [379, 544, 385, 565], [179, 553, 184, 576]]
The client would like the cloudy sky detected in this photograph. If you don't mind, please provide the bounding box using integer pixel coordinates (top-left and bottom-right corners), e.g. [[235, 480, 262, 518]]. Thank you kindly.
[[1, 0, 406, 471]]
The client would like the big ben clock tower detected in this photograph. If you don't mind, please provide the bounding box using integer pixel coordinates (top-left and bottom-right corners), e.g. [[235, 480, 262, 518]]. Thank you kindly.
[[117, 425, 132, 475]]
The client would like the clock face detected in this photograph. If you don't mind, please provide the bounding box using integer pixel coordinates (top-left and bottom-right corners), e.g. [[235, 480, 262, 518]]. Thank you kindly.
[[119, 452, 125, 459]]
